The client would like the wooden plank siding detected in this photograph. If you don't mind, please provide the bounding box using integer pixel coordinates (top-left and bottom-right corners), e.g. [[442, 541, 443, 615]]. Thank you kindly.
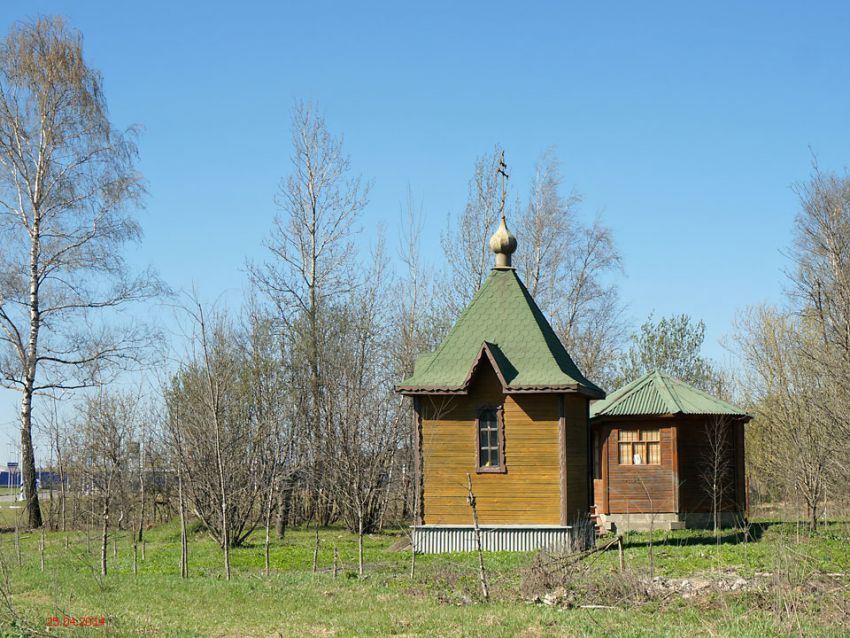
[[563, 395, 589, 522], [677, 416, 745, 513], [418, 363, 588, 525], [604, 424, 676, 514], [592, 415, 748, 517]]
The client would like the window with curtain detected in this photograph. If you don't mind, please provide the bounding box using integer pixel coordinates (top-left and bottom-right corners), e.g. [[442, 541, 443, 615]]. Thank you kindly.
[[618, 429, 660, 465]]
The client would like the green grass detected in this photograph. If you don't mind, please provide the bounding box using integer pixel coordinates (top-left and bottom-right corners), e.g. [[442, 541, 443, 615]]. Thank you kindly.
[[0, 520, 846, 637], [599, 522, 850, 577], [0, 504, 25, 529]]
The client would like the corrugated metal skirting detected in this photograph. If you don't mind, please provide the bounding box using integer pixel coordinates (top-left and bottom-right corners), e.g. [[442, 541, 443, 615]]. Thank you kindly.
[[413, 525, 586, 554]]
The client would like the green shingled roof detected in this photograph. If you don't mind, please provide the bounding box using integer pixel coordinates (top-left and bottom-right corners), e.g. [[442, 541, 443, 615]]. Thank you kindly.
[[396, 268, 603, 397], [589, 371, 749, 418]]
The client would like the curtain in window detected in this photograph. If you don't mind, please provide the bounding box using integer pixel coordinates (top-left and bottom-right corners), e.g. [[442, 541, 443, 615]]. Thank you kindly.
[[618, 429, 661, 465]]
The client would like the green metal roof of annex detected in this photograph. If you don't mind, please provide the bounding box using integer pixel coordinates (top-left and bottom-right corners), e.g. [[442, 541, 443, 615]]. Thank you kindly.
[[589, 370, 750, 418], [395, 267, 604, 398]]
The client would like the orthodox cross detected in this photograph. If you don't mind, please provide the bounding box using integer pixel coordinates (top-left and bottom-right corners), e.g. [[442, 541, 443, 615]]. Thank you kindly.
[[497, 150, 509, 220]]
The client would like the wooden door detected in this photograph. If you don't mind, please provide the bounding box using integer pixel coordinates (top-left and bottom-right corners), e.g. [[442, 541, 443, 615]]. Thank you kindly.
[[592, 430, 606, 513]]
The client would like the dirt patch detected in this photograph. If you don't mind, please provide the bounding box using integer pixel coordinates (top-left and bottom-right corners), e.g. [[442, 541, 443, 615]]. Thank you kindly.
[[647, 572, 755, 599], [529, 572, 759, 608], [387, 537, 411, 552]]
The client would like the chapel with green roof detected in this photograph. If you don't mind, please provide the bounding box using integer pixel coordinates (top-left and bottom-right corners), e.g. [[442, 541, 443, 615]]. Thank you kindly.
[[589, 370, 751, 532], [397, 210, 604, 553]]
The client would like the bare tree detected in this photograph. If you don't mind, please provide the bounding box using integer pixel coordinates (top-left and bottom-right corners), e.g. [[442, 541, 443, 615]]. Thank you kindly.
[[515, 148, 581, 305], [166, 300, 278, 579], [441, 146, 506, 316], [196, 302, 232, 580], [74, 389, 141, 576], [133, 424, 146, 554], [634, 476, 656, 579], [0, 17, 162, 528], [700, 416, 734, 538], [731, 165, 850, 527], [244, 307, 299, 576], [466, 474, 490, 602], [790, 163, 850, 367], [390, 188, 452, 534], [442, 147, 624, 386], [325, 247, 403, 575], [788, 164, 850, 495], [735, 306, 835, 531], [173, 409, 189, 579], [249, 101, 368, 526], [516, 150, 625, 386], [393, 187, 451, 378]]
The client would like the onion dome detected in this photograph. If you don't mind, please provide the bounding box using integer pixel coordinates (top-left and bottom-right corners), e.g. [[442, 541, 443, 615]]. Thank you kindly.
[[489, 215, 517, 269]]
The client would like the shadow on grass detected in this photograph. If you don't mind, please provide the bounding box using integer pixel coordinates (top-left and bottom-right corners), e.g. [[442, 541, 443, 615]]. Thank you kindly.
[[622, 522, 775, 549]]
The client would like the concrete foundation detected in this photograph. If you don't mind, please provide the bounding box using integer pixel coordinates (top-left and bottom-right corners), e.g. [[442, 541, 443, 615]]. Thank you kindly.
[[598, 511, 745, 532]]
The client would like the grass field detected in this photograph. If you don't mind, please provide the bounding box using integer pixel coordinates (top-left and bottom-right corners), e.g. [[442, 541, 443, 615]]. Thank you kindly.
[[0, 517, 847, 637]]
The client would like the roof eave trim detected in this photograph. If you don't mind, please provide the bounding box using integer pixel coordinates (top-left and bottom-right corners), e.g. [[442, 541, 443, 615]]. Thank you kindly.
[[590, 410, 753, 421], [395, 382, 604, 398], [465, 342, 512, 390], [395, 342, 606, 399], [394, 385, 468, 396]]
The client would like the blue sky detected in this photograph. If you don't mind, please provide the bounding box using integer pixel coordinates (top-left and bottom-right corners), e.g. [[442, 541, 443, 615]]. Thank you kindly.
[[1, 1, 849, 462]]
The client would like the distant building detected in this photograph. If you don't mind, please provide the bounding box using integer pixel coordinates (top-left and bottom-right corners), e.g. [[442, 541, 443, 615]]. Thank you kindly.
[[0, 470, 59, 490]]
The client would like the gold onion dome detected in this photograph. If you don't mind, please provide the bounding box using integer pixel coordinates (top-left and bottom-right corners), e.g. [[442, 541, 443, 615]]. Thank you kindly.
[[489, 215, 517, 269]]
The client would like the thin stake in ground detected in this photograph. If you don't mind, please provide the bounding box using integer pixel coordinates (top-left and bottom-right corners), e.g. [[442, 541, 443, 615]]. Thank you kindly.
[[466, 473, 490, 602]]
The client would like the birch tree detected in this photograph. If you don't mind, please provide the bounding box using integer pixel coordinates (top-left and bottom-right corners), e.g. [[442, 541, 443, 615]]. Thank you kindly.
[[0, 18, 161, 528]]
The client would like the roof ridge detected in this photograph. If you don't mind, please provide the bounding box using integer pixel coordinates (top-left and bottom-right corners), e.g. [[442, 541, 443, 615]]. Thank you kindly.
[[654, 371, 684, 413], [511, 270, 601, 392], [663, 374, 750, 415], [591, 369, 751, 418], [592, 371, 654, 416]]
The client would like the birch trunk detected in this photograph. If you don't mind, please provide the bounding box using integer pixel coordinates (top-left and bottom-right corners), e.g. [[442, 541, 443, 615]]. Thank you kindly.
[[178, 465, 188, 579], [100, 500, 109, 576]]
